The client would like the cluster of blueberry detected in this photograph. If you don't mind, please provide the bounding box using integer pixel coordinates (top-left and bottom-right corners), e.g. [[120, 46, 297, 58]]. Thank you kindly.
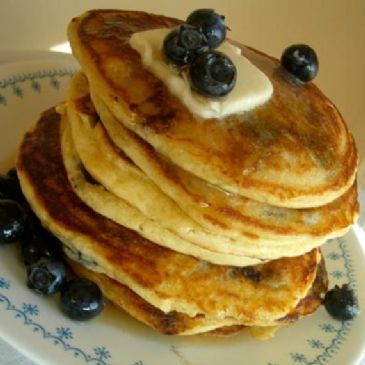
[[163, 9, 237, 98], [0, 169, 104, 321], [163, 9, 321, 99]]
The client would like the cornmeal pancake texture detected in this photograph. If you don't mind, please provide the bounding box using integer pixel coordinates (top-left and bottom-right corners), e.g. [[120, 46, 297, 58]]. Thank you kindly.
[[17, 108, 324, 328], [63, 72, 358, 263], [66, 259, 245, 336], [68, 255, 327, 338], [61, 112, 262, 267], [68, 9, 358, 208]]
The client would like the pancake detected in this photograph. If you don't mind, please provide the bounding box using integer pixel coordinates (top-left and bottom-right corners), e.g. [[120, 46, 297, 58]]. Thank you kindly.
[[67, 9, 358, 208], [67, 256, 327, 338], [64, 72, 358, 261], [60, 110, 262, 266], [66, 259, 244, 335], [17, 107, 323, 325]]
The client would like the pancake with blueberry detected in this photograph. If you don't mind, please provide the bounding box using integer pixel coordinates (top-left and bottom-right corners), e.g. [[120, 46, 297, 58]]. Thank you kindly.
[[66, 258, 247, 336], [67, 9, 358, 209], [67, 256, 327, 338], [16, 108, 326, 332], [64, 71, 358, 263], [60, 107, 261, 267]]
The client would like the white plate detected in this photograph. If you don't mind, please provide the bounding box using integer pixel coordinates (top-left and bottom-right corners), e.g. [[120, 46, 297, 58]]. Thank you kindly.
[[0, 50, 73, 66], [0, 57, 364, 365]]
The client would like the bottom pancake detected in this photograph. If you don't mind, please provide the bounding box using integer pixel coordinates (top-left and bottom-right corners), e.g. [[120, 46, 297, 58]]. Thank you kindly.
[[67, 256, 327, 337], [67, 258, 246, 336], [16, 107, 327, 331]]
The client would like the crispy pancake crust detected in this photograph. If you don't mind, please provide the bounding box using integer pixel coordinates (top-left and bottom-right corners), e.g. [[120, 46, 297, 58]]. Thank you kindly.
[[67, 256, 326, 336], [66, 259, 242, 335], [68, 10, 358, 208], [17, 108, 322, 324], [64, 72, 358, 261], [61, 112, 263, 266]]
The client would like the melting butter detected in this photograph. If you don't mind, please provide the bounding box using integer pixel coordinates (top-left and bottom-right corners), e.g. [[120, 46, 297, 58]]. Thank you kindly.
[[129, 28, 273, 119]]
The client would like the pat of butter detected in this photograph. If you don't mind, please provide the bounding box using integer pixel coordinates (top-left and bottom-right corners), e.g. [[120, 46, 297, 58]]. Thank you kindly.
[[129, 28, 273, 119]]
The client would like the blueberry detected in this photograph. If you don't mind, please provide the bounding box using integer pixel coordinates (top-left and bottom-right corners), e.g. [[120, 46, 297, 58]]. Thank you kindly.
[[178, 24, 208, 53], [324, 284, 359, 321], [0, 173, 23, 202], [23, 208, 42, 235], [163, 27, 193, 66], [281, 44, 318, 83], [189, 50, 236, 98], [7, 167, 18, 181], [186, 9, 227, 48], [0, 200, 27, 244], [27, 257, 66, 295], [21, 231, 63, 266], [60, 278, 104, 321]]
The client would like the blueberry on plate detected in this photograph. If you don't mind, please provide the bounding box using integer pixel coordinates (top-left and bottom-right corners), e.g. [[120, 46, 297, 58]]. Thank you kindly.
[[0, 173, 23, 202], [281, 44, 318, 83], [0, 199, 27, 244], [60, 278, 104, 321], [7, 167, 18, 181], [163, 27, 194, 66], [189, 50, 236, 98], [22, 205, 41, 232], [186, 9, 227, 48], [324, 284, 359, 321], [27, 257, 66, 295], [21, 230, 63, 266], [18, 206, 43, 245]]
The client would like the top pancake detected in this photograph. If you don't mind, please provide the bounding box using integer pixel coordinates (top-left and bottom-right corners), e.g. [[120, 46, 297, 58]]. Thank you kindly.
[[68, 9, 358, 208]]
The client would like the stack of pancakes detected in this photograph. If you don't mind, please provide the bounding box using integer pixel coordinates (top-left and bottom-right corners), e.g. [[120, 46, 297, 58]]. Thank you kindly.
[[16, 10, 358, 338]]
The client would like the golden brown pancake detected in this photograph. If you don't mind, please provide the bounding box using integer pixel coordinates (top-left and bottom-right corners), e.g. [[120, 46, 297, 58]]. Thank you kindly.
[[17, 108, 323, 325], [66, 259, 244, 335], [68, 9, 358, 208], [67, 255, 327, 337], [63, 72, 358, 262], [60, 110, 263, 266]]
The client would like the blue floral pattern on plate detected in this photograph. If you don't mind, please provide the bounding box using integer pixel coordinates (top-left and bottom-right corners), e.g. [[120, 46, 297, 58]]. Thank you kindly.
[[0, 69, 73, 106], [0, 292, 113, 365]]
